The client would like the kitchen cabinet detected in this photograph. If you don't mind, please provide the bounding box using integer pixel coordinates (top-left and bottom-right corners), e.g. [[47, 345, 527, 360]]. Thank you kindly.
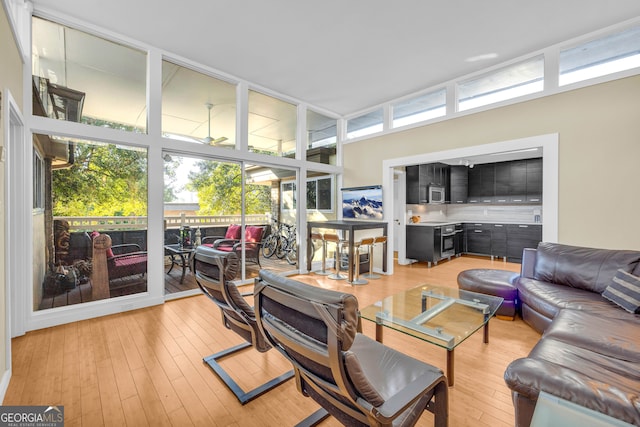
[[406, 225, 441, 266], [449, 166, 468, 204], [506, 224, 542, 263], [406, 163, 450, 204], [526, 158, 543, 203], [467, 164, 495, 203], [464, 223, 491, 255], [490, 223, 507, 259], [494, 160, 527, 203], [454, 224, 464, 255], [406, 165, 421, 204]]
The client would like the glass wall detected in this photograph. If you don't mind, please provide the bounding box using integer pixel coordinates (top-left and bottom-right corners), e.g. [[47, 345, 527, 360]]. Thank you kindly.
[[35, 134, 148, 310], [346, 108, 383, 139], [162, 61, 237, 148], [559, 24, 640, 86], [306, 109, 337, 165], [458, 56, 544, 111], [31, 16, 148, 132], [392, 89, 446, 128], [248, 90, 297, 157]]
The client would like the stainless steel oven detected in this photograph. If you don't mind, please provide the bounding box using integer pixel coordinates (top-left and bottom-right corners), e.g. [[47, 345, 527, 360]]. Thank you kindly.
[[441, 224, 456, 258]]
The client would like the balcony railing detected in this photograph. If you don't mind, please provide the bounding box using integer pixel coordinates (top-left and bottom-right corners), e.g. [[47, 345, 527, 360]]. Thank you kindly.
[[56, 213, 272, 232]]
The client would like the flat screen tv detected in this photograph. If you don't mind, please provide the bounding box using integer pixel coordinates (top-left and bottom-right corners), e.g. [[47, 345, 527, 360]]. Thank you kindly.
[[342, 185, 383, 220]]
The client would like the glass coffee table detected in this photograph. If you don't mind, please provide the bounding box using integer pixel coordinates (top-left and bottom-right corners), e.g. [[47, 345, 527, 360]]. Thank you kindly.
[[359, 285, 503, 386]]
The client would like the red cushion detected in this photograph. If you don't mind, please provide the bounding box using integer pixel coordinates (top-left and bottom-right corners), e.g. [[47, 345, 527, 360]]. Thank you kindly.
[[225, 224, 241, 240], [245, 226, 263, 243], [107, 247, 114, 258]]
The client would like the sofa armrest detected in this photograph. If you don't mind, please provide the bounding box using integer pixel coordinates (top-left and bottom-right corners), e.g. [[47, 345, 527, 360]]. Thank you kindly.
[[521, 248, 537, 279]]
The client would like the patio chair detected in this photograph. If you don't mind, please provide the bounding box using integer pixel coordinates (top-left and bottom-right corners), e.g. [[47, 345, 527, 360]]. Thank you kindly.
[[254, 269, 449, 427], [91, 233, 147, 299], [191, 245, 294, 404], [203, 225, 266, 267]]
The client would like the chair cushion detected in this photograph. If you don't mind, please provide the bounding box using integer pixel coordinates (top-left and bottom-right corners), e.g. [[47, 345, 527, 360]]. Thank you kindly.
[[245, 226, 263, 243], [225, 224, 241, 239], [602, 269, 640, 313]]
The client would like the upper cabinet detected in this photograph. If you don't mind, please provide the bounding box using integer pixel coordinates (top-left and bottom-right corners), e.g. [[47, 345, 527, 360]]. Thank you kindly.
[[406, 163, 450, 204], [407, 158, 542, 205], [449, 166, 468, 204], [467, 163, 496, 203]]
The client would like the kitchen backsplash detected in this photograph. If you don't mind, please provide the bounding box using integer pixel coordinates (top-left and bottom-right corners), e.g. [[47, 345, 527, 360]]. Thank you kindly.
[[406, 204, 542, 224]]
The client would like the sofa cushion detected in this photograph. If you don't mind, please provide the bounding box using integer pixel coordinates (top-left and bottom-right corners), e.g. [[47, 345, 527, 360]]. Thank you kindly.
[[602, 269, 640, 314], [517, 277, 629, 321], [504, 338, 640, 426], [542, 309, 640, 361], [533, 242, 640, 293]]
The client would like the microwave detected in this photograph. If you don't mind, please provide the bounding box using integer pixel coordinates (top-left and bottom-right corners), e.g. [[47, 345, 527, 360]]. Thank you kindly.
[[428, 186, 446, 204]]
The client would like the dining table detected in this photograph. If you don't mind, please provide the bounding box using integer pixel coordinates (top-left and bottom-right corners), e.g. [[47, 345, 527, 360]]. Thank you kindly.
[[306, 220, 388, 283]]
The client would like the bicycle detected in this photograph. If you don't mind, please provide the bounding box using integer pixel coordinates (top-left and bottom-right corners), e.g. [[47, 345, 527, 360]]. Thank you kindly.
[[261, 220, 283, 259], [277, 223, 297, 265], [261, 220, 298, 265]]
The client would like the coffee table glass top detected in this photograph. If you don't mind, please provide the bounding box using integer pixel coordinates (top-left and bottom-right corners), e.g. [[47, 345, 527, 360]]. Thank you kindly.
[[359, 285, 504, 350]]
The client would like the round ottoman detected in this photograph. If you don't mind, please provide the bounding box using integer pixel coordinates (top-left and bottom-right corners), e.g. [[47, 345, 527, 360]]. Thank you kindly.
[[457, 269, 519, 320]]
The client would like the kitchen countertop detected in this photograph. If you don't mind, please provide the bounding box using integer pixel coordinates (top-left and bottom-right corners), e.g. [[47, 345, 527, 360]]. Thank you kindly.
[[408, 221, 543, 226]]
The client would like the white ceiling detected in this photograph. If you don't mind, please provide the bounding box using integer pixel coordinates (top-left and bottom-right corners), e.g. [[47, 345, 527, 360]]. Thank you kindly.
[[31, 0, 640, 116]]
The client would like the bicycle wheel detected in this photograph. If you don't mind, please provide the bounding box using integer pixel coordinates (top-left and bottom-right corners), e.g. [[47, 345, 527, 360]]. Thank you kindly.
[[275, 237, 288, 259], [285, 242, 297, 265], [262, 235, 278, 258]]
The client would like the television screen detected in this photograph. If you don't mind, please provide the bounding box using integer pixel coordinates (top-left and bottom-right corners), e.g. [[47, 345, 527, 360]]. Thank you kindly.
[[342, 186, 383, 220]]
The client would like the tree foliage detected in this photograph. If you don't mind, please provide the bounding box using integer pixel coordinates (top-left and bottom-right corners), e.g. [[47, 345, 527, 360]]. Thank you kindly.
[[187, 160, 271, 215], [52, 141, 147, 216]]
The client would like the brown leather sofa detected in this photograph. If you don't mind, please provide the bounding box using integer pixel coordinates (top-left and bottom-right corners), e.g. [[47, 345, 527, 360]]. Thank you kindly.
[[504, 242, 640, 427]]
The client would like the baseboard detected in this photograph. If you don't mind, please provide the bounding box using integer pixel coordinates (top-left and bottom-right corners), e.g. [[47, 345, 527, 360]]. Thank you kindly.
[[0, 368, 11, 403]]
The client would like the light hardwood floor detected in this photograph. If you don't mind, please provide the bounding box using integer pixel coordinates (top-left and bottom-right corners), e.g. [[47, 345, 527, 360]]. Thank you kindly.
[[4, 256, 540, 426]]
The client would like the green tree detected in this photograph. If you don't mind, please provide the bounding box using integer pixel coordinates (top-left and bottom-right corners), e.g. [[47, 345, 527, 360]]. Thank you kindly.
[[187, 161, 271, 215], [52, 141, 148, 216]]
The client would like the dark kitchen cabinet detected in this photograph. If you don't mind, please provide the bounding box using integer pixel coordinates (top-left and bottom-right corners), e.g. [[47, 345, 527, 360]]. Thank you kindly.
[[494, 160, 527, 203], [507, 224, 542, 263], [406, 163, 450, 204], [490, 223, 507, 259], [467, 164, 495, 203], [465, 223, 491, 254], [406, 225, 441, 266], [449, 166, 468, 204], [406, 165, 420, 204], [526, 158, 543, 203]]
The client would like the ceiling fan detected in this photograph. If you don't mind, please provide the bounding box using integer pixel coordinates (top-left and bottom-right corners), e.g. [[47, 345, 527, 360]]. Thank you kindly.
[[202, 102, 231, 146]]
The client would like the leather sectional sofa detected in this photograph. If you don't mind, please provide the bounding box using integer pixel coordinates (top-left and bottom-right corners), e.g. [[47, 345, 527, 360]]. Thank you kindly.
[[503, 242, 640, 426]]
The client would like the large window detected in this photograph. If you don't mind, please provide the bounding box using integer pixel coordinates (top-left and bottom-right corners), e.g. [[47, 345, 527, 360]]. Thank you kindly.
[[248, 90, 297, 158], [306, 109, 337, 165], [392, 89, 446, 128], [306, 176, 333, 211], [162, 61, 237, 148], [458, 56, 544, 112], [35, 135, 148, 310], [560, 25, 640, 86], [31, 16, 148, 132], [347, 108, 383, 139]]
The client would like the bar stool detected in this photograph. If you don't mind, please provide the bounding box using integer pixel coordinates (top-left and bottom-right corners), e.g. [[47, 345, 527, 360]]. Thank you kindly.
[[349, 239, 369, 285], [310, 232, 330, 276], [324, 233, 346, 280], [362, 236, 386, 279]]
